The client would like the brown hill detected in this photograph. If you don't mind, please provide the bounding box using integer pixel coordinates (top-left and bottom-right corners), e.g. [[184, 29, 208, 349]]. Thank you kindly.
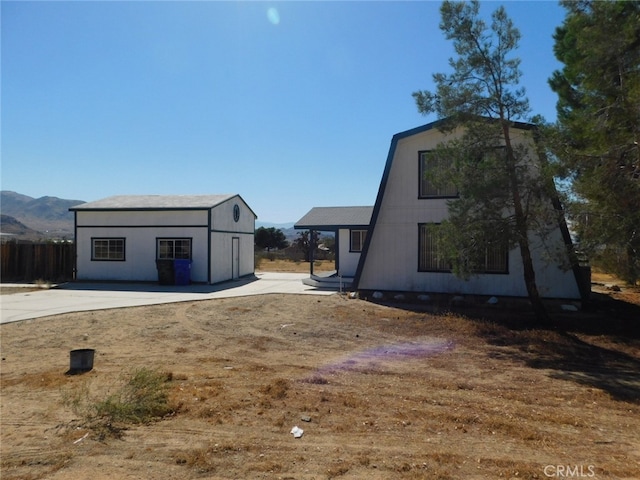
[[0, 191, 84, 239], [0, 214, 44, 241]]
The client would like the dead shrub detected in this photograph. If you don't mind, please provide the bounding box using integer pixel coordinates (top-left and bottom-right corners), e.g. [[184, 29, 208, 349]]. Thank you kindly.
[[301, 375, 329, 385], [176, 441, 258, 474], [0, 451, 73, 478], [342, 394, 362, 408], [62, 367, 175, 439], [259, 378, 289, 399], [326, 461, 350, 478], [175, 446, 217, 474]]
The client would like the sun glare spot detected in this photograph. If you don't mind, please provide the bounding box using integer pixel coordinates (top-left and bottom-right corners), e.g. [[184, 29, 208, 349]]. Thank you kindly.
[[267, 7, 280, 25]]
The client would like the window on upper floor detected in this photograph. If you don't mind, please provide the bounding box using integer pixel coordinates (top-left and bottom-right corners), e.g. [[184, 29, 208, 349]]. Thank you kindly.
[[92, 238, 125, 261], [419, 151, 458, 198]]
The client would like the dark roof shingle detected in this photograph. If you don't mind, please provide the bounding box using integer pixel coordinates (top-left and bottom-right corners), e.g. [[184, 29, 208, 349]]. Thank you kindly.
[[295, 206, 373, 229], [70, 194, 237, 210]]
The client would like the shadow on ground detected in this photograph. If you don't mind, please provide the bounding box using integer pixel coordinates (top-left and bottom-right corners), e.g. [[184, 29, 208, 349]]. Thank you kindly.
[[369, 291, 640, 403], [54, 275, 259, 294]]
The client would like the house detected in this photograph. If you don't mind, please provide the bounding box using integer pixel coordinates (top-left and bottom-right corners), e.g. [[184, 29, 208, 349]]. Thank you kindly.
[[351, 119, 588, 300], [70, 194, 256, 284], [294, 206, 372, 287], [295, 120, 588, 299]]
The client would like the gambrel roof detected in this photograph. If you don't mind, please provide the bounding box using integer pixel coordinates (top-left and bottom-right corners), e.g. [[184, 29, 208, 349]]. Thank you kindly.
[[351, 118, 589, 301]]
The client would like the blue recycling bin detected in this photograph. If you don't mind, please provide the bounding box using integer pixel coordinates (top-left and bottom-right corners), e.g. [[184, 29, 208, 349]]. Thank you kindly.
[[174, 259, 192, 285]]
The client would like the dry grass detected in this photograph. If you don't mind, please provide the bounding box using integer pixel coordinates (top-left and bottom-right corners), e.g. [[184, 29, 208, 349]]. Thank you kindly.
[[1, 287, 639, 480], [255, 257, 335, 273]]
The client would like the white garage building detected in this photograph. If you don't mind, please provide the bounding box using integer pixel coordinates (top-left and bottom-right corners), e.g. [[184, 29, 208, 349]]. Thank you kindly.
[[70, 194, 256, 284]]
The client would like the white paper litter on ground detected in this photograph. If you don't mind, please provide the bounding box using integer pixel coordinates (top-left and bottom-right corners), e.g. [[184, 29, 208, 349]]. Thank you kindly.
[[290, 426, 304, 438]]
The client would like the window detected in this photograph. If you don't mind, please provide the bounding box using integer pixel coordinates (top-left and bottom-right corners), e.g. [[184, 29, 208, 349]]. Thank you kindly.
[[418, 224, 450, 272], [483, 242, 508, 273], [92, 238, 125, 261], [418, 224, 508, 274], [350, 230, 367, 252], [419, 151, 458, 198], [157, 238, 192, 260]]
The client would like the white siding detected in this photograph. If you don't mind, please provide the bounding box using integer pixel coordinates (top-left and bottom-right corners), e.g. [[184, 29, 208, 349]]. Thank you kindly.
[[74, 195, 256, 284], [209, 231, 255, 284], [75, 221, 209, 282], [209, 197, 255, 284], [337, 228, 361, 277], [358, 126, 581, 299], [76, 210, 208, 227], [210, 197, 255, 234]]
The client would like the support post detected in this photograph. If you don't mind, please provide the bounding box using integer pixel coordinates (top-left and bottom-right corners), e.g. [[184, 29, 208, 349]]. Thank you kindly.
[[310, 229, 315, 276]]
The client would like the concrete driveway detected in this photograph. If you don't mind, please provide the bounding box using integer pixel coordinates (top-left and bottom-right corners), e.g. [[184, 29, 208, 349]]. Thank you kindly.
[[0, 272, 336, 324]]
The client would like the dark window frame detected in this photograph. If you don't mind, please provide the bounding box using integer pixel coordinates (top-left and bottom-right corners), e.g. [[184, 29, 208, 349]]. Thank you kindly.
[[418, 224, 509, 274], [418, 150, 459, 199], [418, 224, 451, 272], [349, 229, 367, 252], [91, 237, 126, 261], [481, 241, 510, 274], [156, 238, 193, 260]]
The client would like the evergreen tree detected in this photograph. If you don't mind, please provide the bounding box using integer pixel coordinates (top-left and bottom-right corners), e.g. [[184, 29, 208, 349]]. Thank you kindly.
[[413, 0, 562, 323], [548, 0, 640, 284], [255, 227, 289, 252]]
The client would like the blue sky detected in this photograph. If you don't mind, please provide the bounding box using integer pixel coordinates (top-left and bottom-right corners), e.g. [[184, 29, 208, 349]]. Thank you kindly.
[[2, 1, 566, 224]]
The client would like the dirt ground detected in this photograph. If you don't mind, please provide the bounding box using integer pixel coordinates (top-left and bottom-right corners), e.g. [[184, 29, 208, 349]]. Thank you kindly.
[[255, 258, 336, 273], [1, 272, 639, 480]]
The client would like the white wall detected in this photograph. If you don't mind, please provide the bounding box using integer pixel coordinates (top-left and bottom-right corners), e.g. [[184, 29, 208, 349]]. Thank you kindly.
[[75, 196, 256, 284], [209, 231, 254, 283], [75, 221, 209, 282], [337, 228, 361, 277], [209, 196, 255, 284], [358, 126, 581, 299], [76, 210, 207, 227]]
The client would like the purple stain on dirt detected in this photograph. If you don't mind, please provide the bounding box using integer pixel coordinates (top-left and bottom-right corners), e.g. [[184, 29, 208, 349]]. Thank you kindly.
[[315, 339, 455, 376]]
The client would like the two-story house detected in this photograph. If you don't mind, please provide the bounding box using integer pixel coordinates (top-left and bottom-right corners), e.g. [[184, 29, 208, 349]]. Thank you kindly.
[[350, 119, 587, 300]]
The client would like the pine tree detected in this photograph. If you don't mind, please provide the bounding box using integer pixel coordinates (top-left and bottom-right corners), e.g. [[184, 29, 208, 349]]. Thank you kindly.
[[413, 0, 560, 323], [548, 0, 640, 284]]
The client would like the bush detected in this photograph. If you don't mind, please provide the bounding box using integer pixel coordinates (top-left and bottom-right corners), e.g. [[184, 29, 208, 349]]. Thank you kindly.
[[63, 367, 174, 438], [94, 367, 173, 424]]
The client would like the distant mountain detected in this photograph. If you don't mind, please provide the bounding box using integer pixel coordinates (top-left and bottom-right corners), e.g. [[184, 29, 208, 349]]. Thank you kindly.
[[255, 222, 299, 242], [0, 192, 332, 242], [256, 220, 295, 231], [256, 221, 295, 230], [0, 214, 44, 240], [0, 191, 85, 239]]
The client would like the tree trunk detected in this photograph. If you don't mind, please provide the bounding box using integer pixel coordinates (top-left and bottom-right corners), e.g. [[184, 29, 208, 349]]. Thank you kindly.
[[502, 122, 551, 325], [626, 243, 638, 286], [516, 234, 551, 324]]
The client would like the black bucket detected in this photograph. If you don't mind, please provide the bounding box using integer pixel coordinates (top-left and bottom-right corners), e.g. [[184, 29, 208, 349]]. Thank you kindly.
[[68, 349, 95, 374]]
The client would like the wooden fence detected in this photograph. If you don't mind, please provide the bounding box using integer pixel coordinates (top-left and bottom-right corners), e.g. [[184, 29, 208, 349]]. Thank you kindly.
[[1, 242, 75, 282]]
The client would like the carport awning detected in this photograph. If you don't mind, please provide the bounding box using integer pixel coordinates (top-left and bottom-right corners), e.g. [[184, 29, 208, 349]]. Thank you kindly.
[[295, 206, 373, 231]]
